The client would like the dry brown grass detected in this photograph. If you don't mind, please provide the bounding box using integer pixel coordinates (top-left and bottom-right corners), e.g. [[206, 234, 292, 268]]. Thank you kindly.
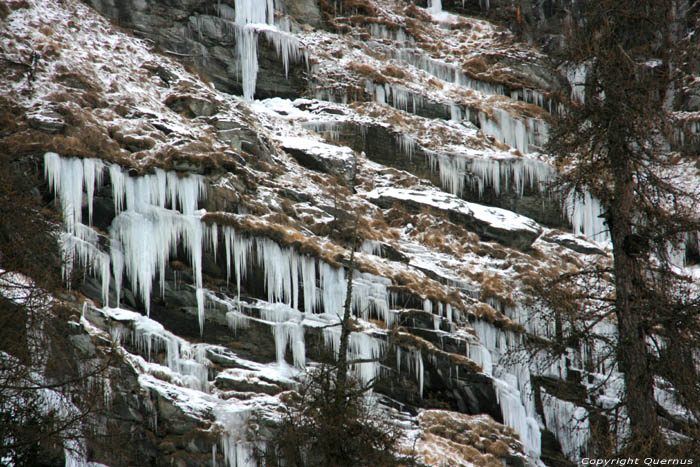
[[348, 62, 388, 85], [463, 56, 490, 75], [417, 410, 523, 466], [368, 319, 387, 330], [382, 65, 406, 79], [479, 273, 516, 309]]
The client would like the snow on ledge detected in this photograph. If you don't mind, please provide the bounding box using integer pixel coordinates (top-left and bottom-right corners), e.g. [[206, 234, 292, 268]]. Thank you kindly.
[[364, 187, 541, 235]]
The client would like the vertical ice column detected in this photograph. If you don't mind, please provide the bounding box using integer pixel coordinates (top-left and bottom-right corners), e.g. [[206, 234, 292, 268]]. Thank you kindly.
[[541, 389, 590, 461], [215, 406, 256, 467], [322, 327, 386, 384], [566, 190, 610, 243], [45, 154, 111, 305], [261, 303, 306, 368], [234, 0, 274, 100], [493, 375, 542, 457], [428, 0, 443, 14], [221, 226, 253, 303]]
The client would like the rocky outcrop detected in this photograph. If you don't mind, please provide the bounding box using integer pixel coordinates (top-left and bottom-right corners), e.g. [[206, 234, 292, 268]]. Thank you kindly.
[[365, 187, 542, 250], [84, 0, 308, 98], [9, 0, 683, 465]]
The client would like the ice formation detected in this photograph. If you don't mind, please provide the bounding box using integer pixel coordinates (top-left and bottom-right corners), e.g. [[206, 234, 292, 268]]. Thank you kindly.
[[429, 152, 556, 199], [428, 0, 442, 14], [369, 24, 413, 43], [541, 389, 590, 462], [394, 346, 425, 398], [565, 190, 610, 244], [45, 153, 209, 329], [471, 320, 541, 457], [474, 108, 548, 155], [323, 328, 386, 383], [261, 303, 306, 368], [105, 307, 211, 391], [396, 133, 417, 160], [232, 0, 306, 100], [566, 63, 589, 104]]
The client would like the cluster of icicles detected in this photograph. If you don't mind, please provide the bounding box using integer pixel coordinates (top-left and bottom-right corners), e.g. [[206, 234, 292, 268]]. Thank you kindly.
[[46, 152, 553, 458], [190, 0, 306, 100], [46, 153, 396, 336]]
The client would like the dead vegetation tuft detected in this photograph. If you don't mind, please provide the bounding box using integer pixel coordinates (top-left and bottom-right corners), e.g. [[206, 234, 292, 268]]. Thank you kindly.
[[348, 62, 388, 85]]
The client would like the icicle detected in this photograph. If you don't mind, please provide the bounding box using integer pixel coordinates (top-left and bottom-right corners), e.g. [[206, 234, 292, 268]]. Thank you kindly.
[[464, 156, 556, 199], [361, 240, 383, 256], [221, 226, 252, 302], [541, 389, 589, 461], [44, 153, 84, 233], [414, 348, 424, 398], [396, 134, 416, 160], [36, 156, 208, 322], [428, 0, 442, 14], [82, 158, 105, 226], [261, 303, 306, 368], [351, 272, 393, 326], [428, 153, 468, 196], [109, 164, 126, 214], [300, 255, 317, 313], [262, 29, 305, 78], [319, 262, 345, 318], [565, 190, 610, 243], [349, 332, 385, 383], [256, 238, 294, 306], [216, 407, 256, 467], [233, 0, 306, 100], [450, 103, 462, 122], [322, 325, 385, 383]]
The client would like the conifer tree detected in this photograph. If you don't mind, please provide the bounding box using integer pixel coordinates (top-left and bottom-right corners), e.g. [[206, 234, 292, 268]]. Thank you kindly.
[[543, 0, 700, 456]]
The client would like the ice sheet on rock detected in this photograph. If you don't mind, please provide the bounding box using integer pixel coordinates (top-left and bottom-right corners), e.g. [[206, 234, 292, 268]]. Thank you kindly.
[[102, 307, 211, 391], [565, 190, 610, 244], [232, 0, 306, 100], [323, 327, 386, 384], [541, 389, 589, 462]]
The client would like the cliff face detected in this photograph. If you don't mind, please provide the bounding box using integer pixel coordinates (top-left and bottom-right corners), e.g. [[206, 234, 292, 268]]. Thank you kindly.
[[1, 0, 698, 466]]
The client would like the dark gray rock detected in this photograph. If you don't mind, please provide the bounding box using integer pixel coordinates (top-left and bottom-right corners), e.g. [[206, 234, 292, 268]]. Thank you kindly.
[[165, 94, 218, 118], [541, 232, 606, 255], [27, 110, 65, 133], [282, 0, 322, 28]]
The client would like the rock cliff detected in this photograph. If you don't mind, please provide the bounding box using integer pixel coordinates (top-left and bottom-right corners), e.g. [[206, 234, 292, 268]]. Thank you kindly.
[[0, 0, 698, 466]]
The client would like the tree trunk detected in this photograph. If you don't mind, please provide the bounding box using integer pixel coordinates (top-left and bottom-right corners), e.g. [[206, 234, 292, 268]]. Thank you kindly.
[[337, 217, 358, 387], [610, 159, 659, 453]]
